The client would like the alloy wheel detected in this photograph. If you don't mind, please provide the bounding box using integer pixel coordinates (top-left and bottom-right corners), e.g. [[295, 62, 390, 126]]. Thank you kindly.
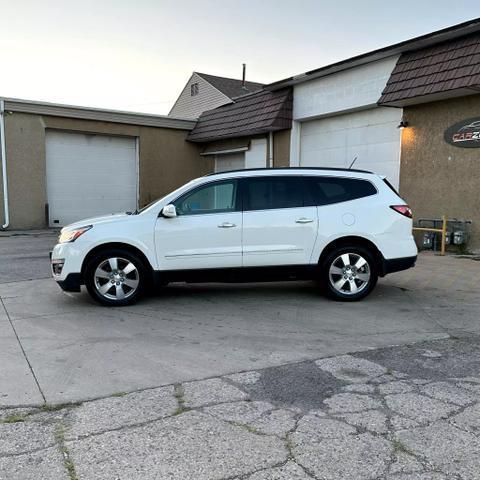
[[328, 252, 371, 295], [94, 257, 139, 301]]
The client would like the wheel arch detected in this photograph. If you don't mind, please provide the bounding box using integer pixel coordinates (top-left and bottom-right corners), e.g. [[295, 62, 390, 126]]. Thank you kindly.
[[318, 236, 386, 276], [81, 242, 154, 280]]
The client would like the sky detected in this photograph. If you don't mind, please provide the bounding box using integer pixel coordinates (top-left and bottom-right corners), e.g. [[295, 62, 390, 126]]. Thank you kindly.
[[0, 0, 478, 115]]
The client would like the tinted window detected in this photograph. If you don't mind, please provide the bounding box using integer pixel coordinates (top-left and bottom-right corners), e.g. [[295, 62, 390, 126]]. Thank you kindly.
[[174, 180, 238, 215], [307, 177, 377, 206], [243, 177, 303, 211]]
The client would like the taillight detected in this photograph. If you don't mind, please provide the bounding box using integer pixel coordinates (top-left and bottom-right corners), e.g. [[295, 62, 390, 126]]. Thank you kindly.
[[390, 205, 413, 218]]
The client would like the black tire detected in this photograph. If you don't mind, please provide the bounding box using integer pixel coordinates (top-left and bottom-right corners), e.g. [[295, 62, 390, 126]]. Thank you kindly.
[[84, 248, 148, 306], [322, 245, 378, 301]]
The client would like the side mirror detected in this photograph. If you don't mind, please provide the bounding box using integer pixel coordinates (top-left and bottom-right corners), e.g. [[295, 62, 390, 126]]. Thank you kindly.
[[161, 204, 177, 218]]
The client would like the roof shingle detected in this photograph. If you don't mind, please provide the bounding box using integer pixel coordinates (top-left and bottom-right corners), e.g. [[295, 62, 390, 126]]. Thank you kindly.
[[187, 88, 292, 143], [378, 32, 480, 106], [196, 72, 264, 99]]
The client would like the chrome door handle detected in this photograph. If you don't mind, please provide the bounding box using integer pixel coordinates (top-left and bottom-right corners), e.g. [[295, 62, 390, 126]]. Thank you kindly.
[[218, 222, 236, 228], [295, 218, 314, 224]]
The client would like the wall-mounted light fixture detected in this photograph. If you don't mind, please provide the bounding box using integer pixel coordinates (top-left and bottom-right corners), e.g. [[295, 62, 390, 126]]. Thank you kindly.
[[397, 117, 409, 129]]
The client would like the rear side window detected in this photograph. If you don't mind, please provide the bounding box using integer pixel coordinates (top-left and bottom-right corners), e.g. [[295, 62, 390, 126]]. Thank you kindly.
[[243, 176, 303, 211], [307, 176, 377, 206]]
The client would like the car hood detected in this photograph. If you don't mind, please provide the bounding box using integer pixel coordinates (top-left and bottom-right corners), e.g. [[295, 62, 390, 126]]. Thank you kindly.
[[62, 212, 131, 231]]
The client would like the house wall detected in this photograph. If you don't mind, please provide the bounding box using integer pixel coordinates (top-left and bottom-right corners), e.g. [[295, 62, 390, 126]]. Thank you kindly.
[[169, 73, 232, 119], [0, 112, 208, 229], [400, 95, 480, 252]]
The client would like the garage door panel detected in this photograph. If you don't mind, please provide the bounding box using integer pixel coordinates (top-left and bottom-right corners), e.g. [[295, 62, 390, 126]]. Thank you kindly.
[[46, 131, 137, 227], [299, 108, 402, 187]]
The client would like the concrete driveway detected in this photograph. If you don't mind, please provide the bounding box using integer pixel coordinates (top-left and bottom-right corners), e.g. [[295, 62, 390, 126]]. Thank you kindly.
[[0, 232, 479, 407]]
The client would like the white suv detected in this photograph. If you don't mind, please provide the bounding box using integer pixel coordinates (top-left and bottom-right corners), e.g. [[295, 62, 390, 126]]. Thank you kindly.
[[51, 168, 417, 306]]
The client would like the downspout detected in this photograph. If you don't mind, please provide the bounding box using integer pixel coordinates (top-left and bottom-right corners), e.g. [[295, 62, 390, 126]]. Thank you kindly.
[[0, 100, 9, 229], [268, 131, 273, 168]]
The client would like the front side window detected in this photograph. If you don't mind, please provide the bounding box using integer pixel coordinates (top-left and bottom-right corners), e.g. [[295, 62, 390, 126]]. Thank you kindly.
[[174, 180, 238, 216], [243, 177, 303, 211], [190, 83, 199, 96], [307, 176, 377, 206]]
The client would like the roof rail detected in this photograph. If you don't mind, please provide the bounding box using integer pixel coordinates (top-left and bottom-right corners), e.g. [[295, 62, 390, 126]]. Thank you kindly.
[[205, 167, 374, 176]]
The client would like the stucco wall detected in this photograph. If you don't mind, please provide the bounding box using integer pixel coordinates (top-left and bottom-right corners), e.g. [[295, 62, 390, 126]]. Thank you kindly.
[[273, 130, 291, 167], [400, 95, 480, 252], [0, 112, 208, 229]]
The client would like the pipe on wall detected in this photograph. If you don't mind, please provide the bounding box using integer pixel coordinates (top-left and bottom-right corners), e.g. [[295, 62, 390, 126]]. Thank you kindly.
[[0, 100, 9, 229], [268, 131, 273, 168]]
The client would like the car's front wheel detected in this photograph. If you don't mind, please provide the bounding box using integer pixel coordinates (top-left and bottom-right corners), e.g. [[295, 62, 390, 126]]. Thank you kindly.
[[323, 246, 378, 301], [84, 249, 147, 306]]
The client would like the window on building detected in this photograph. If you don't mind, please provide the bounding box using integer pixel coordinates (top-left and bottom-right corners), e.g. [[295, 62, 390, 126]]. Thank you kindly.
[[243, 177, 304, 211], [190, 83, 199, 96], [306, 177, 377, 206]]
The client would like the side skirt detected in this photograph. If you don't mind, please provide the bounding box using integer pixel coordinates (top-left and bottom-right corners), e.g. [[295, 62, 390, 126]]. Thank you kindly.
[[155, 265, 320, 284]]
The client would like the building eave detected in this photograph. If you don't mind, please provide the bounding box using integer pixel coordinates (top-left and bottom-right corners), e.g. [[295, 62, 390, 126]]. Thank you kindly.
[[267, 17, 480, 90], [1, 97, 197, 130]]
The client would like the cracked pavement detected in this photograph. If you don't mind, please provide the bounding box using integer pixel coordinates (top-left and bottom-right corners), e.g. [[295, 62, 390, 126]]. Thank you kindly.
[[1, 336, 480, 480]]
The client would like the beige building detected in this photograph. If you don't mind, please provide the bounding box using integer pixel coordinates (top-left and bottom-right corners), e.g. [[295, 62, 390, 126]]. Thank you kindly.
[[0, 99, 212, 229], [399, 96, 480, 251]]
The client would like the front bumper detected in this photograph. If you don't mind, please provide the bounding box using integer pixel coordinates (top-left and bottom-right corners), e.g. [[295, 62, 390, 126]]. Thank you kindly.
[[382, 255, 417, 276], [56, 273, 82, 292]]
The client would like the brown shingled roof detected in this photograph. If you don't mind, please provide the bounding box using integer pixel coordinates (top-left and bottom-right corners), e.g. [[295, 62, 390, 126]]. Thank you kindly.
[[196, 72, 264, 99], [378, 32, 480, 106], [187, 88, 292, 143]]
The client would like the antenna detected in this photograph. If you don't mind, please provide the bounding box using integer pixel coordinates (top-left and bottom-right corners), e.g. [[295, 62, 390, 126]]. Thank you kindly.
[[348, 156, 358, 169]]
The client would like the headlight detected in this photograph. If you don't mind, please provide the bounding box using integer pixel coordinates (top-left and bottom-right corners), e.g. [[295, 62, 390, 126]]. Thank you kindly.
[[58, 225, 92, 244]]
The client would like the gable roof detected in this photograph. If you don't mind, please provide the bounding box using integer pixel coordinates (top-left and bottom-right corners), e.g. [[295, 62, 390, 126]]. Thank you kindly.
[[378, 32, 480, 106], [187, 88, 292, 143], [196, 72, 264, 99]]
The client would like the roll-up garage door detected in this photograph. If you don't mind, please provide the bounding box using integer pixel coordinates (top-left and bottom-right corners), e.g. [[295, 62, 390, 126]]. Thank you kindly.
[[299, 108, 401, 187], [46, 131, 137, 227]]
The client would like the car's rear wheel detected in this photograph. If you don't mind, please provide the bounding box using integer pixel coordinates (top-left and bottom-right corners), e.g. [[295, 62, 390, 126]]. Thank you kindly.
[[323, 246, 378, 301], [84, 249, 147, 306]]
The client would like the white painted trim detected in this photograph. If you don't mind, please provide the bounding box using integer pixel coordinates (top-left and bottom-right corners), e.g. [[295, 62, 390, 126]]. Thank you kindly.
[[0, 100, 9, 229], [200, 146, 249, 156], [135, 137, 140, 209], [289, 120, 301, 167]]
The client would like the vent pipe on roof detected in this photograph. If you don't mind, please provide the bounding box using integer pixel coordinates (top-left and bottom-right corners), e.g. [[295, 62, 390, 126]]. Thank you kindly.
[[242, 63, 246, 88], [0, 100, 9, 229]]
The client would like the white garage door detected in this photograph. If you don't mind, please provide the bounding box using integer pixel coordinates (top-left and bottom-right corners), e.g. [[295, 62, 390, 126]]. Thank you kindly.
[[300, 108, 402, 187], [46, 131, 137, 227], [215, 152, 245, 172]]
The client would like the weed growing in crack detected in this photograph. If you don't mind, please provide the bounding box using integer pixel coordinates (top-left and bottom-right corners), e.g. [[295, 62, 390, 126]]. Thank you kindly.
[[173, 384, 189, 416], [42, 402, 80, 413], [1, 413, 27, 424], [55, 423, 78, 480], [392, 438, 414, 456]]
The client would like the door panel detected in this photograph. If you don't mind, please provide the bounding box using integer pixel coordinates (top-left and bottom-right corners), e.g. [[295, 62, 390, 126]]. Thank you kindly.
[[241, 176, 318, 267], [155, 179, 242, 270], [242, 207, 318, 266], [155, 212, 242, 270]]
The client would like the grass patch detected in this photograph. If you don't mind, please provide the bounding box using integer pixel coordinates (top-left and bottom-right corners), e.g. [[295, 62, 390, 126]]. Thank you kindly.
[[1, 413, 27, 424], [392, 438, 414, 456], [41, 402, 81, 413], [111, 392, 128, 398]]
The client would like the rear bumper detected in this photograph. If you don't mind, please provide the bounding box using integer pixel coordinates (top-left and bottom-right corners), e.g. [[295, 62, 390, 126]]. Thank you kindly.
[[382, 255, 417, 276], [56, 273, 82, 293]]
